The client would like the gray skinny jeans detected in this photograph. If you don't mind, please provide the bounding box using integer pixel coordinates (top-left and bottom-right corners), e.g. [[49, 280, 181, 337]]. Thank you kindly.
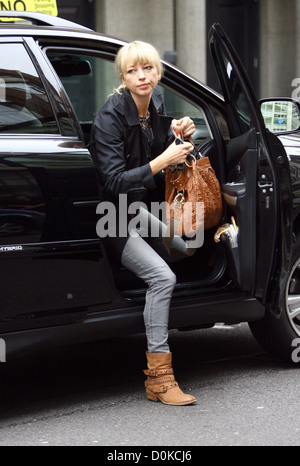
[[121, 207, 190, 353]]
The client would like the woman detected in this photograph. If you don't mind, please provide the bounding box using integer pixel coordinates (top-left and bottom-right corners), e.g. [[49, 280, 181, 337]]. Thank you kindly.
[[90, 40, 197, 405]]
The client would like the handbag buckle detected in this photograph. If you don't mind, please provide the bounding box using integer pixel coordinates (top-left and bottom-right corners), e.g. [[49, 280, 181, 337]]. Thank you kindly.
[[185, 154, 197, 167], [174, 191, 185, 206]]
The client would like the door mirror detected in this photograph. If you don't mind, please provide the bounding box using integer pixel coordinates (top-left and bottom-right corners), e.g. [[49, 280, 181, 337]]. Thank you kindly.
[[260, 98, 300, 133]]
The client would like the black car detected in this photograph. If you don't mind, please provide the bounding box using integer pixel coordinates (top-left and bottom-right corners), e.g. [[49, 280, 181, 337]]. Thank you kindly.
[[0, 11, 299, 363]]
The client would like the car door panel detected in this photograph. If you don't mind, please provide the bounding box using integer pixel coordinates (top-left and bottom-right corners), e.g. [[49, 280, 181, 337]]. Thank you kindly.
[[0, 38, 127, 331], [222, 128, 257, 291], [209, 23, 293, 310], [0, 141, 120, 331]]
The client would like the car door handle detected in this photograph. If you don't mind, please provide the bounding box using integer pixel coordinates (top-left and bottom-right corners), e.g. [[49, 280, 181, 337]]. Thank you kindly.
[[73, 200, 99, 207]]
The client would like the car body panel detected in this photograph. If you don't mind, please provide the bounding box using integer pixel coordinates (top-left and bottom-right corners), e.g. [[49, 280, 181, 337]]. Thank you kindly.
[[0, 15, 296, 356], [209, 23, 293, 313], [0, 137, 123, 331]]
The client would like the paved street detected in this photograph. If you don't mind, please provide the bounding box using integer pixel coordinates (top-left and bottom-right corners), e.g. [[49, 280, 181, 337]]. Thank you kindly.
[[0, 323, 299, 446]]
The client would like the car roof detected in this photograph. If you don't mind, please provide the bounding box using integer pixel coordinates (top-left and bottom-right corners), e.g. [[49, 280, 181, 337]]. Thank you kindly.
[[0, 10, 91, 30], [0, 10, 126, 49], [0, 10, 224, 107]]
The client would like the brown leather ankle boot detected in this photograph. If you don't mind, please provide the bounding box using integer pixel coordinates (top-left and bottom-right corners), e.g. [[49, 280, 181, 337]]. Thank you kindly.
[[143, 351, 197, 406]]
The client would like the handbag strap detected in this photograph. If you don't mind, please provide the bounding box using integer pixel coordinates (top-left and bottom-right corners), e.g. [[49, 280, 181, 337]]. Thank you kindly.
[[162, 131, 202, 258], [186, 136, 204, 159], [173, 126, 203, 162]]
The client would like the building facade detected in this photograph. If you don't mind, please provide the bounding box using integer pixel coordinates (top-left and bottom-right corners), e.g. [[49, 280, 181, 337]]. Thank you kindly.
[[57, 0, 300, 100]]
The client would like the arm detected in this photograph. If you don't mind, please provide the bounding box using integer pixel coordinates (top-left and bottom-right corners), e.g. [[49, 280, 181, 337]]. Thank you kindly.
[[149, 116, 195, 175], [91, 111, 155, 196], [149, 139, 194, 175]]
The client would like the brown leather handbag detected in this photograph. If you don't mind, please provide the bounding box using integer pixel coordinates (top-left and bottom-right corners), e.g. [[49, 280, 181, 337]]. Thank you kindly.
[[165, 139, 223, 238]]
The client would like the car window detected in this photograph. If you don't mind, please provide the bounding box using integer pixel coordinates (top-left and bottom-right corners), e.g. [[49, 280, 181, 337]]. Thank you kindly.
[[46, 50, 119, 144], [47, 52, 117, 122], [221, 52, 254, 133], [46, 49, 212, 146], [159, 85, 212, 146], [210, 37, 255, 134], [0, 43, 59, 134]]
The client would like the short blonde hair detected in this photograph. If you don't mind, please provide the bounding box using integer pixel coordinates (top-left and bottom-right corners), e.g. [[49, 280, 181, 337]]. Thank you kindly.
[[116, 40, 163, 76], [112, 40, 163, 94]]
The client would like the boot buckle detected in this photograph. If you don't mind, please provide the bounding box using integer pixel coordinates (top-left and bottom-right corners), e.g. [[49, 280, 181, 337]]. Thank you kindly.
[[159, 384, 167, 393], [143, 368, 174, 377], [143, 369, 157, 377]]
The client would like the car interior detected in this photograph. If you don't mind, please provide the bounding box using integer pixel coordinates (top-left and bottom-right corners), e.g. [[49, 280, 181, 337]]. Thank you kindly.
[[43, 50, 239, 299]]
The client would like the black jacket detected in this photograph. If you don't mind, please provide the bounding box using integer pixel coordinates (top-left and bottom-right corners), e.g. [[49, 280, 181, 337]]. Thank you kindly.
[[89, 86, 173, 258]]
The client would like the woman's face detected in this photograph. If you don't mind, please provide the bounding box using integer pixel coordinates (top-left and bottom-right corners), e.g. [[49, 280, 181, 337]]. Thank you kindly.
[[122, 60, 161, 101]]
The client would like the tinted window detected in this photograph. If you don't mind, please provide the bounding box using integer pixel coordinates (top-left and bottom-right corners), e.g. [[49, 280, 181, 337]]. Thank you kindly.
[[0, 43, 59, 134], [160, 85, 212, 146], [47, 49, 213, 147], [47, 50, 119, 144], [210, 36, 255, 134], [47, 51, 117, 121]]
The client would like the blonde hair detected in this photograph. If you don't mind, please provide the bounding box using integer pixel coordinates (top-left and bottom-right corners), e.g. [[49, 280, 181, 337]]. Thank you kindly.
[[112, 40, 163, 94]]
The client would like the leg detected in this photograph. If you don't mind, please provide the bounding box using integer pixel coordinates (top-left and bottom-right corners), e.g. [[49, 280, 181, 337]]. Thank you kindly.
[[137, 206, 198, 262], [121, 232, 176, 353], [121, 232, 197, 406]]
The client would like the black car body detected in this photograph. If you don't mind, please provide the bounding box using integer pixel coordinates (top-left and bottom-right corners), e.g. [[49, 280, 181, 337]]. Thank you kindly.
[[0, 12, 299, 362]]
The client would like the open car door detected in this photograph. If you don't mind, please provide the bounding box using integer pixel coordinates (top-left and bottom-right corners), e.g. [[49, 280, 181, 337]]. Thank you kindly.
[[209, 23, 292, 313]]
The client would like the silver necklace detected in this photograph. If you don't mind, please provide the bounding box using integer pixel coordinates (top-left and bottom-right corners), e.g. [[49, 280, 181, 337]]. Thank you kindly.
[[139, 111, 151, 130]]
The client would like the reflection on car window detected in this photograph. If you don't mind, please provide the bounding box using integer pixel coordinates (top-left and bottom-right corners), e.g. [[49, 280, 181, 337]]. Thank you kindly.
[[159, 85, 212, 146], [261, 101, 300, 133], [47, 50, 119, 144], [222, 50, 253, 133], [0, 43, 59, 134], [226, 61, 233, 79], [215, 43, 254, 134], [47, 51, 119, 121]]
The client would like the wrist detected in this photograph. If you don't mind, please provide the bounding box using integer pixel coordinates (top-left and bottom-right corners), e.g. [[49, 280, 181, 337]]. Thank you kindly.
[[149, 153, 167, 175]]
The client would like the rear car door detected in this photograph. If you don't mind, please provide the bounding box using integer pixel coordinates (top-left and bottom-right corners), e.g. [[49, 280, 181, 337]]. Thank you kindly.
[[209, 23, 293, 312], [0, 37, 118, 332]]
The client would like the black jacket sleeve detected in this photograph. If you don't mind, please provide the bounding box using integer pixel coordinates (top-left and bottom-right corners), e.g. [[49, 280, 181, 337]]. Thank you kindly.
[[90, 108, 155, 198]]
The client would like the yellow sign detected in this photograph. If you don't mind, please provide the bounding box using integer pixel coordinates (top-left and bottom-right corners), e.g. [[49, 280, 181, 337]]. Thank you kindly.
[[0, 0, 58, 16]]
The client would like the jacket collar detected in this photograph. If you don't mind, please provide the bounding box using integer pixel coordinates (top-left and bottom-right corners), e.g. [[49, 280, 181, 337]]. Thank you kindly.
[[122, 87, 165, 127]]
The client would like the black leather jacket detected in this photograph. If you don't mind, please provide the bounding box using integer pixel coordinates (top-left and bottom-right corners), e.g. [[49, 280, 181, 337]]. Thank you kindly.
[[89, 86, 173, 257]]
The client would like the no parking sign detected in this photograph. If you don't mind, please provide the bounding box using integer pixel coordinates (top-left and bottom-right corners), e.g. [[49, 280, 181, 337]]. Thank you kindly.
[[0, 0, 57, 16]]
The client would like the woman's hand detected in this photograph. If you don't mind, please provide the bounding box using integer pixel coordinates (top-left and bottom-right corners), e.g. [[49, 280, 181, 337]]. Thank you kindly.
[[162, 140, 193, 166], [172, 117, 195, 139], [149, 140, 193, 175]]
